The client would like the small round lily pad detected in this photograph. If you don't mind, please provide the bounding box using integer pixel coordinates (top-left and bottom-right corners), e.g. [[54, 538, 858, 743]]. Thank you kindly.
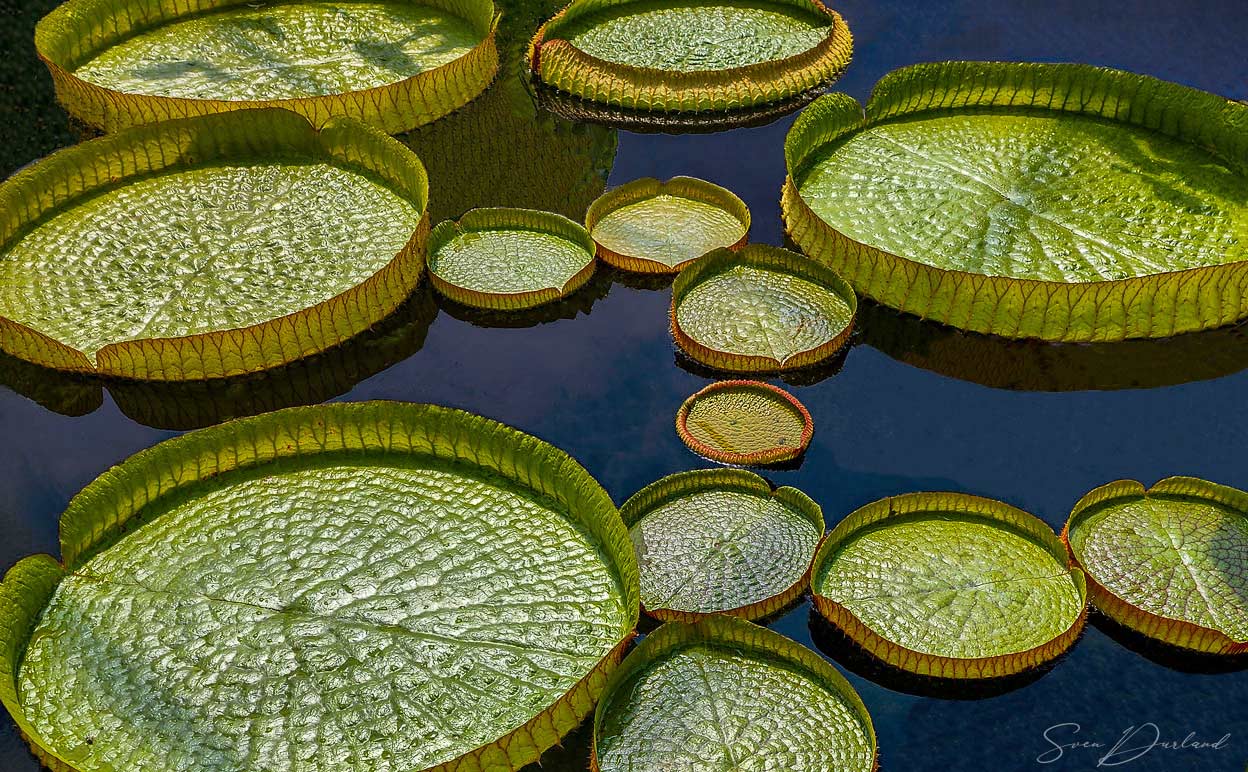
[[812, 492, 1089, 679], [621, 469, 823, 621], [36, 0, 500, 133], [529, 0, 853, 114], [0, 402, 639, 772], [676, 380, 813, 466], [593, 616, 877, 772], [586, 177, 749, 273], [1064, 477, 1248, 655], [428, 208, 598, 310], [0, 109, 429, 381], [671, 244, 856, 372]]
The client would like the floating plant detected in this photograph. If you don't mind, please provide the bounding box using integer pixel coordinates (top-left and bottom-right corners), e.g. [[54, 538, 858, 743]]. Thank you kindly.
[[621, 469, 823, 621], [0, 402, 639, 772], [35, 0, 500, 133], [784, 61, 1248, 341], [670, 245, 856, 372], [528, 0, 852, 114], [1064, 477, 1248, 655], [676, 380, 813, 465], [586, 177, 749, 273], [0, 109, 429, 381], [593, 617, 876, 772], [428, 207, 598, 310], [812, 492, 1089, 678]]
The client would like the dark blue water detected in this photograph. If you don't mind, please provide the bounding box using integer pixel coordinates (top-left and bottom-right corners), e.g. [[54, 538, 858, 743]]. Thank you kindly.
[[2, 0, 1248, 769]]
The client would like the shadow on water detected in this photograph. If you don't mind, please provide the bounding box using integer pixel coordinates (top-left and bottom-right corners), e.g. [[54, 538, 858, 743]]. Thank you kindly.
[[856, 300, 1248, 392], [535, 82, 821, 135], [434, 266, 616, 329], [673, 345, 851, 388], [1, 286, 439, 430], [808, 610, 1061, 699], [399, 0, 617, 225], [1090, 610, 1248, 675]]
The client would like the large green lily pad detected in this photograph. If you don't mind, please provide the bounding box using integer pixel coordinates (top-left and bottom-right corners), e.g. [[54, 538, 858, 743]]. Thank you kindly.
[[36, 0, 500, 132], [621, 469, 823, 620], [528, 0, 852, 113], [428, 208, 598, 310], [783, 61, 1248, 341], [812, 492, 1088, 678], [586, 176, 749, 273], [593, 617, 876, 771], [671, 244, 857, 372], [0, 109, 429, 381], [0, 402, 639, 772], [1065, 477, 1248, 655]]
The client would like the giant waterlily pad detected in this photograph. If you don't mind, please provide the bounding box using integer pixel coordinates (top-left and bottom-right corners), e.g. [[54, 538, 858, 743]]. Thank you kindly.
[[1064, 477, 1248, 655], [0, 109, 429, 381], [671, 245, 856, 372], [528, 0, 852, 113], [621, 469, 823, 621], [586, 176, 749, 273], [36, 0, 500, 133], [676, 380, 813, 465], [783, 61, 1248, 342], [592, 616, 876, 771], [428, 208, 598, 310], [0, 402, 639, 772], [812, 492, 1088, 678]]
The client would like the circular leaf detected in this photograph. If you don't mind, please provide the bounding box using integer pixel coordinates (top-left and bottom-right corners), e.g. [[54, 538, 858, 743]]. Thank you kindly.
[[784, 61, 1248, 341], [0, 109, 429, 381], [428, 208, 598, 310], [1064, 477, 1248, 655], [670, 244, 856, 372], [676, 380, 813, 465], [528, 0, 852, 113], [592, 617, 876, 772], [812, 492, 1088, 678], [35, 0, 500, 133], [0, 402, 640, 772], [586, 177, 749, 273], [621, 469, 823, 621]]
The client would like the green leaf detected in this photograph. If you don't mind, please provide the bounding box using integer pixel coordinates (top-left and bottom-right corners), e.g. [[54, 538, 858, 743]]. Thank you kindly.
[[671, 244, 856, 372], [593, 616, 876, 772], [783, 61, 1248, 342], [428, 207, 598, 310], [2, 402, 640, 772], [675, 379, 813, 465], [621, 469, 823, 621], [1065, 477, 1248, 655], [586, 176, 749, 273], [0, 108, 429, 381], [529, 0, 852, 113], [36, 0, 500, 133], [812, 492, 1088, 678]]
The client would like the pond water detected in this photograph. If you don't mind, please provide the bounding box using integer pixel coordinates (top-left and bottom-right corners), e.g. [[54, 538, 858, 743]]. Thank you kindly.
[[2, 0, 1247, 770]]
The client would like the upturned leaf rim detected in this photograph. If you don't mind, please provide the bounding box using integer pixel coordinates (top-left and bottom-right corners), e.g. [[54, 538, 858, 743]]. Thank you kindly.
[[527, 0, 853, 113], [619, 468, 823, 621], [811, 491, 1089, 679], [0, 108, 430, 382], [0, 401, 641, 772], [34, 0, 501, 134], [782, 60, 1248, 342], [1063, 476, 1248, 656]]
